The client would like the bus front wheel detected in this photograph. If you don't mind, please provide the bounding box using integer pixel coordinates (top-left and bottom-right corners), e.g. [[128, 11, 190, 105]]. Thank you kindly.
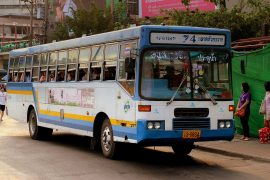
[[100, 119, 119, 159], [28, 109, 53, 140], [171, 142, 194, 156]]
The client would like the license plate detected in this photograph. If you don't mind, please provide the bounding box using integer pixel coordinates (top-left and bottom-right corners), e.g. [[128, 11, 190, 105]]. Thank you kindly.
[[182, 130, 201, 139]]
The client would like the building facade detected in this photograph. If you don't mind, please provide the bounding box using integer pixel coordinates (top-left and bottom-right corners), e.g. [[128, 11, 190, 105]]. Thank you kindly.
[[0, 0, 46, 70]]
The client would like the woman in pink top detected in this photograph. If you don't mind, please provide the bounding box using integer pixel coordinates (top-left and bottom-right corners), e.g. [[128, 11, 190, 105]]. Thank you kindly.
[[264, 81, 270, 128]]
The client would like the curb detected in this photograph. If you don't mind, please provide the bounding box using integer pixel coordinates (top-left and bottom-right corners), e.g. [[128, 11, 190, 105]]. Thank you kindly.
[[194, 145, 270, 163]]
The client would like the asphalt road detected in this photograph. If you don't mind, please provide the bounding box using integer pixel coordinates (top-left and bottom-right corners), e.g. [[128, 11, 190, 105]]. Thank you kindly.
[[0, 117, 269, 180]]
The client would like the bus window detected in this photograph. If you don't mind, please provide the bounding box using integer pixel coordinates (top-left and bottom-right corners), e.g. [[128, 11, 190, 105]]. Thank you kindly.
[[32, 54, 40, 82], [78, 63, 88, 81], [32, 67, 39, 82], [49, 52, 58, 65], [40, 70, 46, 82], [57, 69, 65, 81], [78, 48, 90, 81], [68, 49, 79, 63], [14, 57, 19, 69], [67, 64, 76, 81], [104, 44, 117, 80], [19, 56, 25, 68], [59, 51, 67, 64], [117, 42, 137, 96], [48, 67, 56, 82], [25, 55, 32, 68], [105, 44, 118, 60], [79, 48, 91, 62], [33, 54, 40, 66], [9, 58, 15, 68], [8, 70, 13, 82], [25, 71, 31, 82], [90, 67, 101, 80], [40, 53, 47, 65], [18, 71, 25, 82], [118, 58, 135, 96], [8, 58, 15, 82], [120, 42, 137, 59], [40, 64, 48, 82], [17, 56, 25, 82], [92, 46, 104, 62]]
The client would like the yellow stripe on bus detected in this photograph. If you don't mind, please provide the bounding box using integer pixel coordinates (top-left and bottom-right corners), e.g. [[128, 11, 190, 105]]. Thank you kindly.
[[7, 90, 33, 95], [39, 109, 136, 127]]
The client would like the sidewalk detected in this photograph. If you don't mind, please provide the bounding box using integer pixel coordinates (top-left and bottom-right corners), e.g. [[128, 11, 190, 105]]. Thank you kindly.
[[151, 135, 270, 163], [195, 135, 270, 163]]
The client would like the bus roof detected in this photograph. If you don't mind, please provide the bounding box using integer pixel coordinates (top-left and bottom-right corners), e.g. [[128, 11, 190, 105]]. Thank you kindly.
[[10, 25, 230, 57]]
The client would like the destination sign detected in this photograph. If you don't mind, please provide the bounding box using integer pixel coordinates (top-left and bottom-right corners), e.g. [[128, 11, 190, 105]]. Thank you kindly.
[[150, 32, 226, 46]]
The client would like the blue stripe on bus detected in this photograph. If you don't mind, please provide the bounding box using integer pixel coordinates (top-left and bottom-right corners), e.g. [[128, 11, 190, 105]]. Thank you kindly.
[[112, 126, 137, 140], [39, 117, 92, 131], [7, 82, 33, 90], [39, 114, 137, 140]]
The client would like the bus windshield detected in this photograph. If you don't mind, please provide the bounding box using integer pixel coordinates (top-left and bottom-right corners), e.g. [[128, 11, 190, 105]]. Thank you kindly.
[[140, 50, 232, 100]]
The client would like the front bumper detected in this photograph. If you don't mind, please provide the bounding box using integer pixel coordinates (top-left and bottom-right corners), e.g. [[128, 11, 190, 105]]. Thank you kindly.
[[137, 120, 235, 146]]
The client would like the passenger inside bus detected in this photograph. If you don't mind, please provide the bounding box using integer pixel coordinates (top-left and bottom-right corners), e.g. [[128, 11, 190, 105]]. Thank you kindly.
[[49, 72, 55, 82], [19, 73, 24, 82], [78, 69, 87, 81], [104, 67, 116, 80], [25, 72, 31, 82], [90, 68, 101, 80], [13, 72, 18, 82], [67, 71, 75, 81], [57, 71, 65, 81], [40, 72, 46, 82]]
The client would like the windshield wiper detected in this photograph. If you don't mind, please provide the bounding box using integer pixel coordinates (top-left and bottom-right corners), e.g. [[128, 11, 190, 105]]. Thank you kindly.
[[167, 74, 187, 106], [197, 82, 218, 105]]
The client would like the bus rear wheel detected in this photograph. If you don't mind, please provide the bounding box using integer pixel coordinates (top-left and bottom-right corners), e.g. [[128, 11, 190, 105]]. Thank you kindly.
[[171, 142, 194, 156], [100, 119, 119, 159], [28, 109, 53, 140]]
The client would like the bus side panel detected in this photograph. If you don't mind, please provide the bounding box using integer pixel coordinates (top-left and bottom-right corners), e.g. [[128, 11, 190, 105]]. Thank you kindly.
[[7, 82, 35, 122], [33, 82, 137, 142], [114, 84, 137, 143]]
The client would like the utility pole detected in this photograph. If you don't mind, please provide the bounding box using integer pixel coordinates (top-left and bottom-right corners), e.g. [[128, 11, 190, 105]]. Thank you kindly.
[[44, 0, 48, 43], [21, 0, 34, 46], [29, 0, 33, 46]]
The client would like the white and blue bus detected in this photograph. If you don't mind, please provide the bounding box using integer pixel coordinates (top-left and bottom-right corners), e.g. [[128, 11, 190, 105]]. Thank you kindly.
[[7, 25, 234, 158]]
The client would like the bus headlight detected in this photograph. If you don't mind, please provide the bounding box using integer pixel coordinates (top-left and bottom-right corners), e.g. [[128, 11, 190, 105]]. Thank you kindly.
[[225, 121, 231, 128], [147, 121, 164, 130], [154, 122, 161, 129], [218, 120, 232, 129], [147, 122, 154, 129], [219, 121, 225, 128]]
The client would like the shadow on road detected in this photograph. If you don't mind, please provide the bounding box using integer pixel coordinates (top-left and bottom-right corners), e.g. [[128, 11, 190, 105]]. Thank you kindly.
[[46, 132, 210, 167]]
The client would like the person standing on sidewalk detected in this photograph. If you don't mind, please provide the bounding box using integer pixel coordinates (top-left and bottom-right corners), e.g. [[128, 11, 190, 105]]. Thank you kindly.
[[0, 87, 7, 121], [263, 81, 270, 128], [236, 82, 251, 141]]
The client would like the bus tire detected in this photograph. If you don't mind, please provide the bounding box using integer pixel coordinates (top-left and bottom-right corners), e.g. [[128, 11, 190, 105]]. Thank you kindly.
[[171, 142, 194, 156], [28, 109, 53, 140], [100, 119, 119, 159]]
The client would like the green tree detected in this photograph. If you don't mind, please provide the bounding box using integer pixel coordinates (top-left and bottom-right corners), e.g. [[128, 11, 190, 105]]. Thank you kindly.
[[48, 23, 69, 42]]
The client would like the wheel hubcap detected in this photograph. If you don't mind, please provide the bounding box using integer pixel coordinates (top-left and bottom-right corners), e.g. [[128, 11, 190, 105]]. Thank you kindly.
[[102, 127, 112, 152], [30, 115, 36, 135]]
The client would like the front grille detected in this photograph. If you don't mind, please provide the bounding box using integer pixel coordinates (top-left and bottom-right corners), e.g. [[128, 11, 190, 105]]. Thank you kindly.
[[173, 118, 210, 130], [174, 108, 209, 117]]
